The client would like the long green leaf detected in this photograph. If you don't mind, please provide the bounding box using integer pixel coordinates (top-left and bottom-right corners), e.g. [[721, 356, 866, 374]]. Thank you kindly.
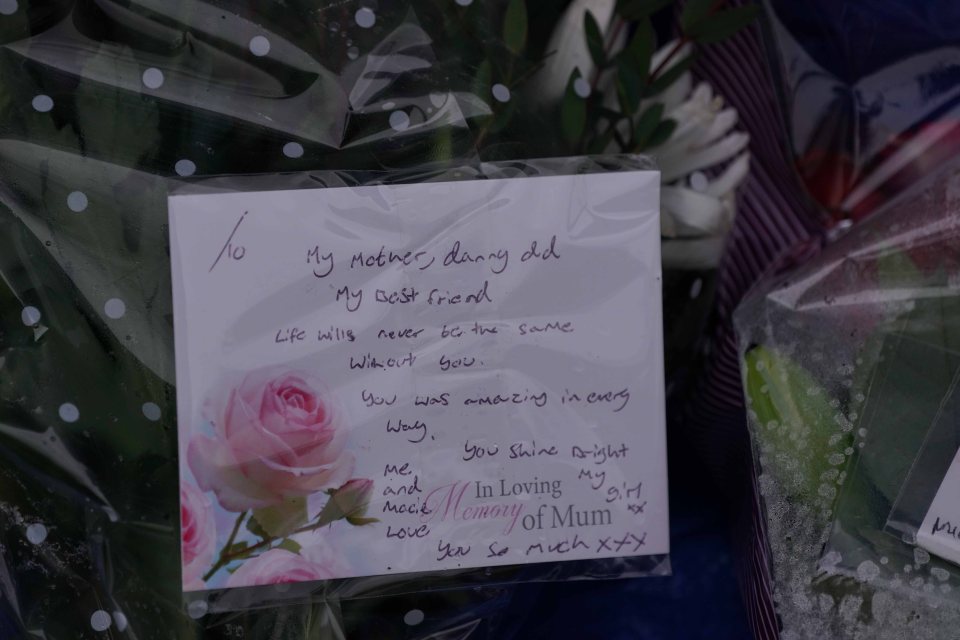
[[583, 11, 606, 68], [504, 0, 528, 54], [620, 18, 654, 86], [645, 54, 695, 96], [644, 117, 677, 148], [616, 60, 641, 115], [561, 70, 587, 145], [633, 103, 664, 148]]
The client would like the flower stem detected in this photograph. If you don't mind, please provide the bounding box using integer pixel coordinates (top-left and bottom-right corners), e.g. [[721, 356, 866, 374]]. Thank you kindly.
[[201, 511, 247, 582]]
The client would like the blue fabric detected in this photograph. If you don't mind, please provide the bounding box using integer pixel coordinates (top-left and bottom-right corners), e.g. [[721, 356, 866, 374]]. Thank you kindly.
[[499, 436, 753, 640]]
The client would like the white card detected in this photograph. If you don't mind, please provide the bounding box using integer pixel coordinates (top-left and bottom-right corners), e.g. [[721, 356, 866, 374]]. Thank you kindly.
[[170, 171, 668, 591], [918, 448, 960, 565]]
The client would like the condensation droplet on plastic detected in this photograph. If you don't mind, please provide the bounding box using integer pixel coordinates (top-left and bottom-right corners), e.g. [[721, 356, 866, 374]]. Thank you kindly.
[[26, 523, 47, 544], [249, 35, 270, 56], [175, 159, 196, 177], [142, 402, 161, 421], [0, 0, 18, 16], [113, 611, 128, 632], [856, 560, 880, 582], [90, 610, 112, 632], [67, 191, 88, 212], [573, 77, 591, 98], [932, 567, 950, 582], [491, 83, 511, 103], [32, 95, 53, 113], [347, 46, 359, 60], [21, 306, 41, 326], [355, 7, 375, 28], [455, 0, 473, 6], [59, 403, 79, 423], [381, 101, 396, 110], [914, 547, 930, 565], [104, 298, 126, 319], [283, 142, 304, 158], [689, 278, 703, 299], [187, 600, 208, 619], [389, 110, 410, 132], [429, 91, 446, 108], [142, 67, 164, 89], [689, 171, 709, 192], [403, 609, 425, 626]]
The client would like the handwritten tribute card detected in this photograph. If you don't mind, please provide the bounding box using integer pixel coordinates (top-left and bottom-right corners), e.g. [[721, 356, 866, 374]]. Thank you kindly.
[[918, 446, 960, 567], [170, 171, 668, 591]]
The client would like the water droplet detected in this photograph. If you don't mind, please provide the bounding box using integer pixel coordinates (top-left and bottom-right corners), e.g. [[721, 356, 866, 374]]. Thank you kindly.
[[382, 101, 396, 110], [355, 7, 375, 28], [104, 298, 126, 319], [689, 171, 709, 192], [455, 0, 473, 5], [573, 77, 591, 98], [0, 0, 18, 16], [282, 142, 304, 158], [32, 95, 53, 113], [689, 278, 703, 299], [142, 68, 164, 89], [429, 91, 446, 108], [389, 110, 410, 132], [21, 306, 41, 326], [142, 402, 162, 422], [26, 523, 47, 544], [59, 403, 79, 423], [491, 83, 511, 103], [249, 35, 271, 56], [187, 600, 208, 619], [914, 547, 930, 565], [90, 610, 112, 632], [347, 46, 359, 60], [403, 609, 425, 626], [175, 159, 197, 178], [112, 612, 128, 632], [856, 560, 880, 581], [67, 191, 88, 212]]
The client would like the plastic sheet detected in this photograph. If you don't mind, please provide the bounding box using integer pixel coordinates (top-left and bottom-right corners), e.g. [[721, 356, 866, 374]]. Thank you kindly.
[[736, 156, 960, 638], [763, 0, 960, 223], [886, 370, 960, 549], [0, 2, 499, 638], [0, 1, 670, 636]]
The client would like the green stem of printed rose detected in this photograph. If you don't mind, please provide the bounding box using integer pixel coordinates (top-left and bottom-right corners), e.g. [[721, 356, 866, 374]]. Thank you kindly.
[[201, 511, 334, 582]]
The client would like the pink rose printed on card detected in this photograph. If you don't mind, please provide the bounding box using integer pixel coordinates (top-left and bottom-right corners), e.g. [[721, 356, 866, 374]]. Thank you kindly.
[[181, 367, 376, 590], [225, 546, 344, 587], [181, 482, 216, 590]]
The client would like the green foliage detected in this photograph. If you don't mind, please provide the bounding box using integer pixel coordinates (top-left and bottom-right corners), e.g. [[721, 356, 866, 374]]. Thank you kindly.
[[250, 497, 308, 539], [565, 0, 759, 155], [561, 70, 587, 144], [584, 11, 606, 67], [504, 0, 528, 55]]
